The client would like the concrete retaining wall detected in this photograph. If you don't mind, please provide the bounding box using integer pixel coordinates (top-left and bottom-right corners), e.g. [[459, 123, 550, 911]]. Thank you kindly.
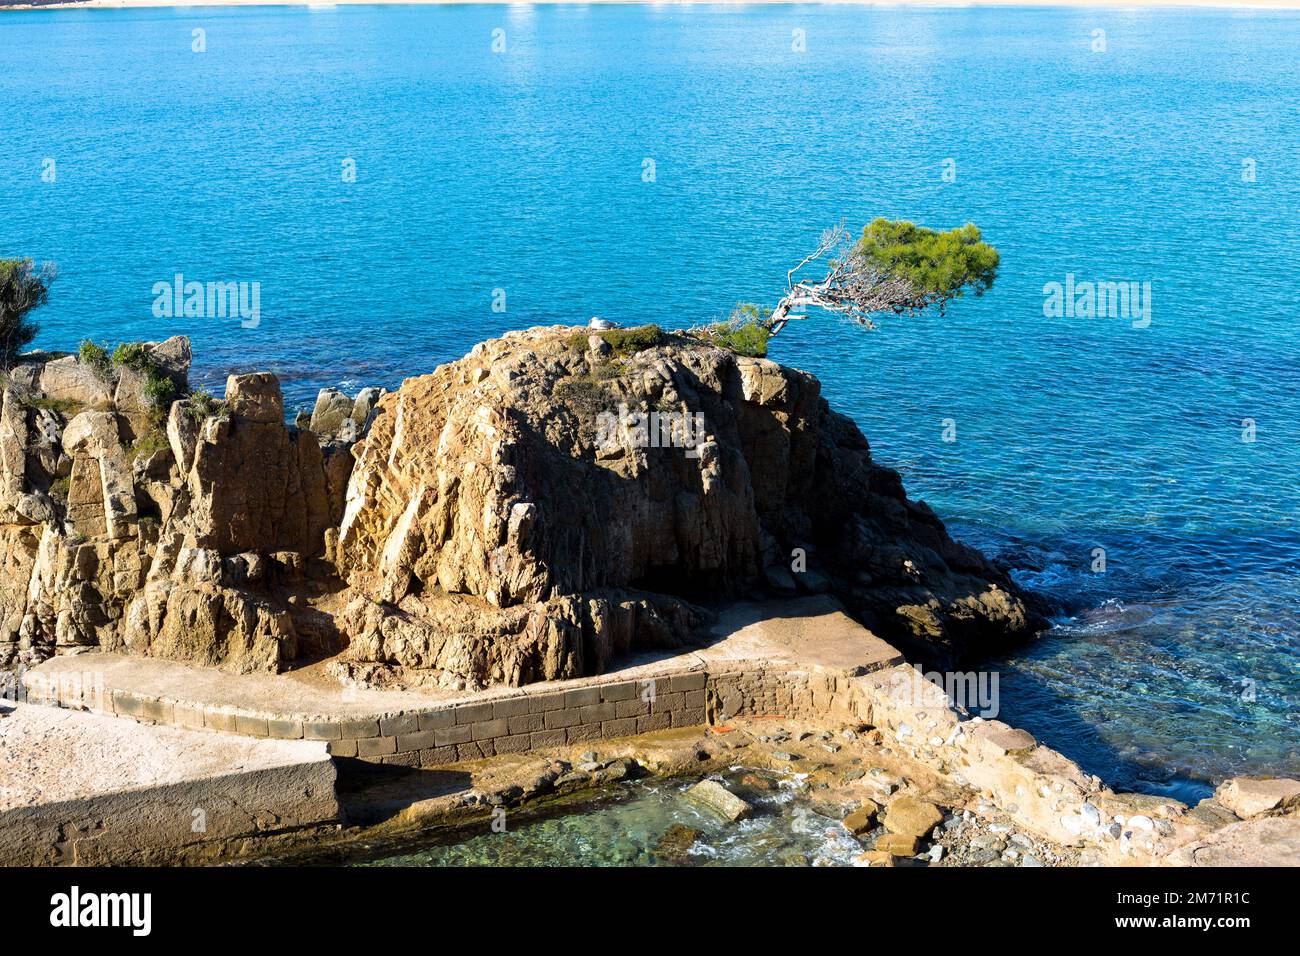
[[25, 666, 710, 768], [0, 703, 339, 866]]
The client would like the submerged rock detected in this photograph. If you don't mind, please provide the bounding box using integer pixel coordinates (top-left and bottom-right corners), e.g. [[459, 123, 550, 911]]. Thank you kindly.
[[686, 779, 753, 823], [655, 822, 705, 861]]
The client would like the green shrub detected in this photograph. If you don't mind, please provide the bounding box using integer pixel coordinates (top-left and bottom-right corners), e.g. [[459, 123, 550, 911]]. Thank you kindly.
[[185, 387, 224, 422], [111, 341, 149, 371], [693, 305, 773, 358], [570, 324, 665, 356], [49, 476, 69, 501], [716, 322, 770, 358], [79, 340, 111, 378], [111, 342, 176, 413], [599, 325, 664, 356], [706, 323, 770, 358], [143, 372, 176, 408], [30, 396, 83, 416], [127, 428, 170, 462]]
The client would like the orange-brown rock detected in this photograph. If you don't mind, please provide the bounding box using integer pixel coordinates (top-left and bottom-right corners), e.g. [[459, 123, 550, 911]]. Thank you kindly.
[[0, 344, 366, 673], [0, 326, 1041, 681], [331, 326, 1041, 687]]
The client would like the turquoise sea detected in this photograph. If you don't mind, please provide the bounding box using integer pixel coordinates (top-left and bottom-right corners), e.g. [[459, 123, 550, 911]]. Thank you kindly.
[[2, 4, 1298, 802]]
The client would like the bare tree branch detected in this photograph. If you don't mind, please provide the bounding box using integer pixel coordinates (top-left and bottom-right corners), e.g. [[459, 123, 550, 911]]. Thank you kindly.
[[768, 222, 929, 336]]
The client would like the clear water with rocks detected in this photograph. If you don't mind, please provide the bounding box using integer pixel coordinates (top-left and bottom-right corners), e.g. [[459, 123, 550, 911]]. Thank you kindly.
[[343, 774, 864, 868], [4, 5, 1298, 802]]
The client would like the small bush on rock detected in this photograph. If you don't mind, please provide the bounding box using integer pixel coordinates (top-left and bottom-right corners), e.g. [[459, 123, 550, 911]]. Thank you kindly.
[[127, 428, 170, 462], [695, 306, 772, 358], [79, 340, 112, 378], [185, 387, 224, 422], [111, 342, 176, 412], [599, 324, 664, 356], [554, 376, 615, 429]]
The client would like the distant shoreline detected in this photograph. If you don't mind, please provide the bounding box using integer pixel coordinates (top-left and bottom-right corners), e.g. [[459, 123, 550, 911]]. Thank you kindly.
[[7, 0, 1300, 11]]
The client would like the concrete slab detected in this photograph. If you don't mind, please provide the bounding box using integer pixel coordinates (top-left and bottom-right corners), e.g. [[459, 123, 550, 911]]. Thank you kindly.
[[700, 596, 904, 675], [24, 597, 899, 729], [0, 702, 338, 865], [24, 653, 463, 721]]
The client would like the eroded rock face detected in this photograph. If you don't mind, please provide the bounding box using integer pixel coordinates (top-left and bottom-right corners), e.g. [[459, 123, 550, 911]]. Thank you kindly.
[[332, 326, 1042, 687], [1, 326, 1040, 683], [0, 341, 365, 674]]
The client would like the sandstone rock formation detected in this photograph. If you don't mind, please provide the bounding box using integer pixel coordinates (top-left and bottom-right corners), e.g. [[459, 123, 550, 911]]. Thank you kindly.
[[0, 340, 368, 673], [0, 325, 1041, 685], [330, 325, 1041, 689]]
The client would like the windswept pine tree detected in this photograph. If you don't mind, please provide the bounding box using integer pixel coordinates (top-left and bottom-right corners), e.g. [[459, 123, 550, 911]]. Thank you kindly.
[[708, 219, 999, 350]]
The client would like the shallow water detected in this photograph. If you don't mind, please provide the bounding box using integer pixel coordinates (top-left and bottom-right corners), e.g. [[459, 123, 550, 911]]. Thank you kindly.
[[350, 773, 862, 868], [3, 5, 1298, 797]]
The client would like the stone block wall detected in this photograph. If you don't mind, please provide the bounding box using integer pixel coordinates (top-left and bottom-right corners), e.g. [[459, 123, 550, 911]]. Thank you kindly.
[[24, 667, 710, 768], [323, 673, 708, 767], [705, 665, 871, 728]]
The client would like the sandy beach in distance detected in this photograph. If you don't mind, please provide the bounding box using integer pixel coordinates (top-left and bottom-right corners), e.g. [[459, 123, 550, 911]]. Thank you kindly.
[[10, 0, 1300, 10]]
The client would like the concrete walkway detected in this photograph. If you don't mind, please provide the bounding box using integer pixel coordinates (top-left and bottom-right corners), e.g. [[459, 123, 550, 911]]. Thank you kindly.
[[0, 702, 338, 865], [22, 596, 903, 769], [6, 596, 906, 864]]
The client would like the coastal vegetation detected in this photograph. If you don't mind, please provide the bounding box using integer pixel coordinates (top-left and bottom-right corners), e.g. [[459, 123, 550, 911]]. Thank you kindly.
[[568, 324, 665, 356], [748, 218, 1000, 337], [79, 338, 179, 412], [0, 258, 55, 364], [78, 339, 111, 377], [557, 219, 994, 363], [692, 305, 773, 357], [109, 341, 179, 411], [183, 386, 224, 422], [12, 392, 82, 417], [126, 427, 170, 463]]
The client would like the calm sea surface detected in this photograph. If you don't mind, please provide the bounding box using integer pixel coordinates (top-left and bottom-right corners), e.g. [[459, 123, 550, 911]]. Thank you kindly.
[[3, 4, 1298, 802]]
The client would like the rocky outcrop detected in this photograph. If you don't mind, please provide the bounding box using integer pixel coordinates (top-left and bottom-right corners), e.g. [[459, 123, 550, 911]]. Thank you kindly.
[[0, 340, 369, 673], [330, 326, 1040, 688], [0, 325, 1040, 683]]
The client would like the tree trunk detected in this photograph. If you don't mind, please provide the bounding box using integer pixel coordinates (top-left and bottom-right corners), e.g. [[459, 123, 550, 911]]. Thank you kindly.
[[767, 299, 792, 336]]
